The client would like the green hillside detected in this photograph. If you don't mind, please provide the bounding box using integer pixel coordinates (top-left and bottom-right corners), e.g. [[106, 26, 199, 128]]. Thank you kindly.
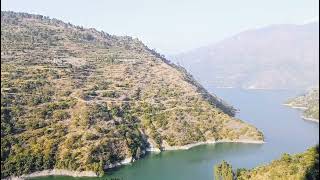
[[286, 89, 319, 120], [1, 11, 263, 178], [214, 145, 319, 180]]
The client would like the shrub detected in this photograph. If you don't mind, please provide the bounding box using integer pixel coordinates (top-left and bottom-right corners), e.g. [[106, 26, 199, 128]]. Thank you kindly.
[[53, 110, 70, 120], [102, 91, 119, 98]]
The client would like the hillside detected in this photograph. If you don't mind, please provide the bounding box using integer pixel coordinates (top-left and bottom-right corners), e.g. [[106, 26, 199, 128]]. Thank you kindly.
[[285, 88, 319, 121], [0, 11, 263, 178], [173, 23, 319, 89], [214, 145, 319, 180]]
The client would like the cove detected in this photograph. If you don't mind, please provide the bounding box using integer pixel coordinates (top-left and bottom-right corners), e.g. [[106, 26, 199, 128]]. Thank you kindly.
[[31, 88, 319, 180]]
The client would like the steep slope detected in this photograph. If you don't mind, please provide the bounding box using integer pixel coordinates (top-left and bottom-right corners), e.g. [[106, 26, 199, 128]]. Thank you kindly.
[[214, 146, 319, 180], [173, 23, 319, 89], [1, 11, 263, 178], [285, 88, 319, 121]]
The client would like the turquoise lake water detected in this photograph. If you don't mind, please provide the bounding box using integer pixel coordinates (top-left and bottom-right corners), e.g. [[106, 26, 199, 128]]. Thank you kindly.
[[32, 88, 319, 180]]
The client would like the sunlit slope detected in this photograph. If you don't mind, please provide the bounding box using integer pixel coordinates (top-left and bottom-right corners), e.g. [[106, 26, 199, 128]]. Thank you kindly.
[[286, 89, 319, 120], [237, 146, 319, 180], [1, 11, 263, 177]]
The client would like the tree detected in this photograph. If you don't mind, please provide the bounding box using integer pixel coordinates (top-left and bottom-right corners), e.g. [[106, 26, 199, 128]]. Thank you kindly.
[[214, 160, 234, 180]]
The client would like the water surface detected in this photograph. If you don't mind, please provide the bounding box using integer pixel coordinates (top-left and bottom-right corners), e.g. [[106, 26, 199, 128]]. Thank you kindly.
[[33, 89, 319, 180]]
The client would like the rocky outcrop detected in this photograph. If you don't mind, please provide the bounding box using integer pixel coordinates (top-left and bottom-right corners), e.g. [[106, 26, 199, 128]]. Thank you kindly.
[[5, 169, 97, 180]]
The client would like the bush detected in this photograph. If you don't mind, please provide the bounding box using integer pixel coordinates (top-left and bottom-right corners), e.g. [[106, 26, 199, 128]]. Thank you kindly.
[[84, 132, 99, 140], [214, 161, 234, 180], [102, 91, 119, 98], [53, 110, 70, 120]]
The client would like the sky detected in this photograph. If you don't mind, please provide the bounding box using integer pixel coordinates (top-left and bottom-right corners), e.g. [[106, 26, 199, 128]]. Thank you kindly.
[[1, 0, 319, 55]]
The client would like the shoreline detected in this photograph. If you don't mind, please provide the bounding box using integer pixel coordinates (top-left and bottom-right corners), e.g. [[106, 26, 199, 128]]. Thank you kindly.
[[282, 103, 308, 110], [105, 157, 133, 169], [161, 139, 265, 151], [302, 116, 319, 123], [214, 87, 294, 90], [282, 104, 319, 123], [6, 139, 264, 179], [5, 169, 98, 180]]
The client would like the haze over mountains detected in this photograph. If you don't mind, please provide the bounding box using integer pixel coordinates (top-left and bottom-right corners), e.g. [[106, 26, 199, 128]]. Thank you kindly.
[[173, 22, 319, 90]]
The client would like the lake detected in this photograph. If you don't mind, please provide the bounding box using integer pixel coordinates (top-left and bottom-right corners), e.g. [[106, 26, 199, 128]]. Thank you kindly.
[[33, 88, 319, 180]]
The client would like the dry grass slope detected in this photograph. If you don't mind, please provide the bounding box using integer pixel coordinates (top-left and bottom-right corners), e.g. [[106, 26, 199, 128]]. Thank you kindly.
[[1, 11, 263, 178]]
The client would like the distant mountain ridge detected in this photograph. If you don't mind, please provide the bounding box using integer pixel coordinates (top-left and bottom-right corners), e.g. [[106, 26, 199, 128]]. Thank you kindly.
[[173, 22, 319, 89]]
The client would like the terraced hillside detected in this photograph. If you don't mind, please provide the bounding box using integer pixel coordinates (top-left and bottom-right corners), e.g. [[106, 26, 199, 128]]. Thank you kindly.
[[285, 89, 319, 121], [1, 11, 263, 178]]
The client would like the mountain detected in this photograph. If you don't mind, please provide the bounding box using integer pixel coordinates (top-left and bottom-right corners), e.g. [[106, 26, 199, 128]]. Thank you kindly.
[[0, 11, 263, 178], [173, 22, 319, 89], [214, 145, 319, 180], [285, 88, 319, 121]]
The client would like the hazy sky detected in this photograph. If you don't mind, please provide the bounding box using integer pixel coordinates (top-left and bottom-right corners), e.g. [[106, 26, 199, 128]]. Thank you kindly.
[[2, 0, 319, 55]]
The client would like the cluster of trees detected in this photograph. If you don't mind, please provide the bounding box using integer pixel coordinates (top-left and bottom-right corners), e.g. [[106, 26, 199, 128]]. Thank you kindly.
[[214, 145, 319, 180], [1, 11, 265, 178], [214, 160, 234, 180]]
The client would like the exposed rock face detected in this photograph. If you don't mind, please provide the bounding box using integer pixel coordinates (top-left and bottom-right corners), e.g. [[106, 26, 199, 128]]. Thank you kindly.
[[22, 169, 97, 178], [4, 169, 97, 180], [1, 11, 263, 178]]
